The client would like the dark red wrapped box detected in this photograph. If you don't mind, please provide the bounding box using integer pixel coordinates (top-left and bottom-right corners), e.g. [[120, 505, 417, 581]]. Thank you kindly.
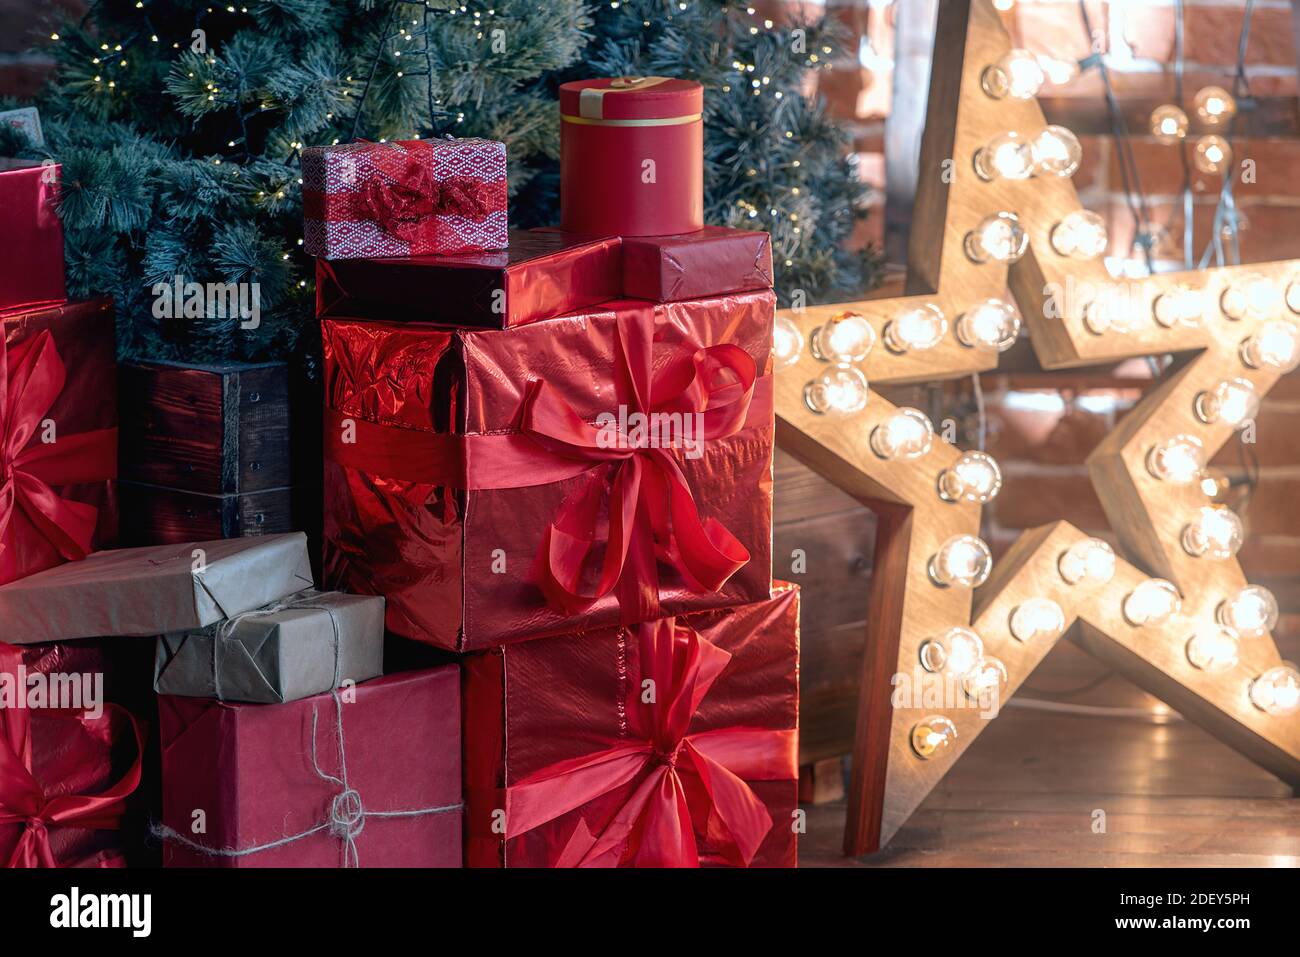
[[315, 228, 621, 329], [0, 159, 65, 314], [0, 640, 154, 868], [322, 290, 775, 651], [158, 667, 462, 867], [1, 297, 118, 586], [621, 227, 773, 301], [464, 583, 800, 868]]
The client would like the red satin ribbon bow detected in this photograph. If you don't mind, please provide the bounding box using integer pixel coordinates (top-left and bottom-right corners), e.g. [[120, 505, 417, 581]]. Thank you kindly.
[[0, 329, 116, 583], [522, 306, 755, 623], [361, 150, 493, 245], [500, 619, 797, 867], [0, 645, 145, 868]]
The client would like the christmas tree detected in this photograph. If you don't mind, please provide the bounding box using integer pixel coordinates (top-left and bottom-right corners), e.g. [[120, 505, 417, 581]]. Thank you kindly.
[[4, 0, 877, 364]]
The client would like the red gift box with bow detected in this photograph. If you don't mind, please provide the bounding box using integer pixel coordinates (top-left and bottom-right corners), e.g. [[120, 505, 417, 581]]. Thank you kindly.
[[321, 290, 775, 651], [464, 582, 799, 867], [302, 139, 507, 259], [1, 298, 118, 586]]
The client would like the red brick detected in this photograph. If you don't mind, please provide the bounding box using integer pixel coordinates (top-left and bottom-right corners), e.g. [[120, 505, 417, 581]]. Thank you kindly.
[[985, 388, 1118, 466], [818, 65, 874, 122], [1008, 1, 1108, 63], [1239, 535, 1300, 579], [1211, 404, 1300, 469], [1185, 5, 1296, 68], [993, 470, 1111, 533]]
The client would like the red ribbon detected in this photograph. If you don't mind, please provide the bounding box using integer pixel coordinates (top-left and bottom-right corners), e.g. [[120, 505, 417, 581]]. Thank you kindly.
[[361, 163, 496, 245], [0, 644, 145, 868], [0, 329, 117, 583], [325, 307, 768, 622], [494, 619, 796, 867]]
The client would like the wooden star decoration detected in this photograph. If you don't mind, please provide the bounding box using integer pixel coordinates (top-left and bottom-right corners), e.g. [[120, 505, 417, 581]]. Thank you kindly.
[[774, 0, 1300, 856]]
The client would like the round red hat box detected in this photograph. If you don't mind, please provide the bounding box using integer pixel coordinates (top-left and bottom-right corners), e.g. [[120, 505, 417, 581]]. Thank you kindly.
[[559, 76, 704, 237]]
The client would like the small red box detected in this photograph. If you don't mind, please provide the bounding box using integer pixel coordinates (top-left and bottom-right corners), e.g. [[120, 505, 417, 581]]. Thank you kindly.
[[158, 667, 462, 868], [464, 583, 800, 868], [560, 77, 703, 237], [621, 226, 773, 301], [0, 160, 65, 315]]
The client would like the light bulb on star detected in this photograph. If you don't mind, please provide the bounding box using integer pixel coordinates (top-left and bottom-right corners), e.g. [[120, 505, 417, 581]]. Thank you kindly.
[[803, 365, 869, 416], [1058, 538, 1115, 586], [956, 298, 1021, 351], [1194, 378, 1259, 428], [974, 131, 1035, 181], [1286, 279, 1300, 315], [1250, 664, 1300, 716], [1217, 585, 1279, 639], [928, 535, 993, 589], [884, 303, 947, 354], [1152, 283, 1205, 329], [1221, 274, 1281, 321], [1051, 209, 1108, 259], [919, 627, 984, 677], [1031, 125, 1082, 178], [1240, 320, 1300, 372], [1146, 434, 1206, 485], [1193, 85, 1236, 126], [1200, 468, 1232, 500], [964, 212, 1028, 264], [1149, 104, 1189, 144], [1009, 597, 1065, 642], [911, 716, 958, 760], [809, 311, 876, 364], [1186, 627, 1241, 672], [772, 315, 803, 370], [869, 407, 934, 460], [961, 656, 1008, 701], [938, 450, 1002, 503], [1181, 505, 1244, 560], [980, 48, 1045, 100], [1193, 135, 1231, 174], [1122, 579, 1182, 627]]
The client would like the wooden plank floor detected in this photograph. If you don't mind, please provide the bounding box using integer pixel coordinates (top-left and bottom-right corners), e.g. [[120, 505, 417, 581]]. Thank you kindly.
[[799, 639, 1300, 867]]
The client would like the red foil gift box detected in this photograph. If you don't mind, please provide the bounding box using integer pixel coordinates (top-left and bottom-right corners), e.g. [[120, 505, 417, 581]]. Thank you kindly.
[[1, 297, 118, 586], [621, 227, 774, 301], [560, 77, 703, 237], [157, 667, 462, 868], [321, 290, 775, 651], [0, 159, 65, 315], [315, 228, 621, 329], [464, 583, 800, 868], [0, 640, 154, 868], [302, 138, 507, 259]]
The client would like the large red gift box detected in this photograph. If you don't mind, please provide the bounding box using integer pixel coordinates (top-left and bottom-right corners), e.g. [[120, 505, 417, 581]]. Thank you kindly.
[[321, 290, 775, 651], [0, 159, 65, 314], [0, 297, 118, 586], [463, 582, 800, 868], [302, 138, 507, 259], [0, 639, 155, 868], [158, 667, 461, 868]]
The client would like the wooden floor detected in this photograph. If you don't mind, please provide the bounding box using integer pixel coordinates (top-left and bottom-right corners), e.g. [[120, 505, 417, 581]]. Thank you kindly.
[[799, 639, 1300, 867]]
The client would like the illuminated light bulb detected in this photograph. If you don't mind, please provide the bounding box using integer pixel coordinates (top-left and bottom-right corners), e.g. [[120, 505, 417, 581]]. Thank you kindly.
[[1217, 585, 1279, 639], [919, 627, 984, 677], [772, 315, 803, 370], [1031, 125, 1083, 178], [1186, 628, 1241, 672], [1149, 104, 1190, 144], [1201, 468, 1231, 500], [1181, 505, 1244, 560], [911, 716, 958, 760], [1146, 434, 1206, 485], [1240, 320, 1300, 372], [928, 535, 993, 589], [1220, 274, 1281, 321], [1080, 298, 1124, 337], [803, 365, 869, 416], [1193, 85, 1236, 126], [1050, 209, 1108, 259], [964, 212, 1028, 264], [810, 312, 876, 364], [980, 48, 1045, 100], [1009, 597, 1065, 643], [1036, 55, 1079, 86], [974, 131, 1035, 181], [1058, 538, 1115, 586], [1194, 378, 1259, 428], [1122, 579, 1182, 627], [961, 656, 1008, 701], [938, 450, 1002, 504], [1193, 135, 1231, 174], [1152, 284, 1205, 328], [956, 298, 1021, 352], [869, 408, 934, 460], [1249, 664, 1300, 716], [1286, 279, 1300, 315], [884, 304, 947, 354]]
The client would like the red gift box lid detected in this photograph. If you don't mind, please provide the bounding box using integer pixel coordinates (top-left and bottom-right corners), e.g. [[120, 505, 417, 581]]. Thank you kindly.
[[559, 76, 702, 121]]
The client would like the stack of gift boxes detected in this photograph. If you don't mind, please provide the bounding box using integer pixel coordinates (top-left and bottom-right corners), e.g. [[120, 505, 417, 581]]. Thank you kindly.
[[0, 75, 800, 868]]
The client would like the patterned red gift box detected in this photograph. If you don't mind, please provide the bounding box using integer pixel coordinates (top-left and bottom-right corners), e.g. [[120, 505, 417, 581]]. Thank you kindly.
[[302, 138, 507, 259], [0, 159, 65, 315], [321, 290, 775, 652], [464, 583, 800, 868]]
